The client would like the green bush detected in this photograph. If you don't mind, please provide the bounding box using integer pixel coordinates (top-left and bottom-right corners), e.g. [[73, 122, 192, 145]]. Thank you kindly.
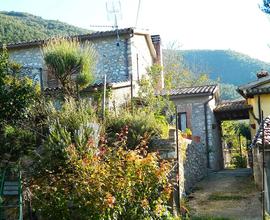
[[34, 98, 98, 170], [0, 125, 36, 161], [231, 154, 247, 168], [30, 112, 173, 219], [106, 110, 169, 149], [43, 38, 96, 96], [0, 47, 39, 125]]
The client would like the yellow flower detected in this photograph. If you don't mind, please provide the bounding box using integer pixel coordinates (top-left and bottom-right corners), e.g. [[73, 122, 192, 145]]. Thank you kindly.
[[126, 151, 138, 161], [155, 203, 163, 216], [141, 198, 149, 209]]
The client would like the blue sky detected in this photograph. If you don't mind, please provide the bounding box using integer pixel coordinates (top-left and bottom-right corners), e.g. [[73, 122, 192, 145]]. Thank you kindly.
[[2, 0, 270, 62]]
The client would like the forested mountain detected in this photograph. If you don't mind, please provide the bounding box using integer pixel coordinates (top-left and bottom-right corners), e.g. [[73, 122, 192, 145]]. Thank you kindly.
[[0, 11, 90, 44], [180, 50, 270, 85], [1, 11, 269, 100], [163, 49, 270, 100]]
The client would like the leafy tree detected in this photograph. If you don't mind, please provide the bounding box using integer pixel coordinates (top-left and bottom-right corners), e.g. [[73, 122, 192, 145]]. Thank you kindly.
[[222, 121, 251, 168], [0, 11, 89, 44], [43, 38, 96, 97], [163, 49, 213, 89], [261, 0, 270, 14], [0, 47, 39, 160], [220, 83, 241, 100], [0, 47, 39, 126]]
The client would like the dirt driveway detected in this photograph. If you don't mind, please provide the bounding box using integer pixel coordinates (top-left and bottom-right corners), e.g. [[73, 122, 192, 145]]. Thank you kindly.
[[186, 168, 262, 220]]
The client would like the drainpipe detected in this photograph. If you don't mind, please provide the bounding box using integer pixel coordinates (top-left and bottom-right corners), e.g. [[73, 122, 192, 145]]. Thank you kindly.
[[204, 95, 214, 169], [127, 32, 134, 112], [175, 105, 180, 215], [258, 95, 262, 122]]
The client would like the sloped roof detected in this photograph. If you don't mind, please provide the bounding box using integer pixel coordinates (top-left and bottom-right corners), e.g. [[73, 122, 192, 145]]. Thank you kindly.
[[44, 80, 131, 93], [159, 85, 218, 97], [214, 100, 252, 121], [251, 115, 270, 148], [214, 100, 252, 112], [237, 75, 270, 98], [4, 27, 157, 62]]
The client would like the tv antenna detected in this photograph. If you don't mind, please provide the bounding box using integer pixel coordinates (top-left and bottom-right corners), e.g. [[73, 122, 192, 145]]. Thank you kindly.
[[106, 0, 122, 46], [135, 0, 141, 28]]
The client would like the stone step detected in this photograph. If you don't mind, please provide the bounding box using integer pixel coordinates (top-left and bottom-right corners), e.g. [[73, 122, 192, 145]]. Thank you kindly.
[[4, 181, 19, 186], [3, 190, 18, 196], [4, 185, 18, 191], [3, 181, 19, 195], [0, 204, 19, 208]]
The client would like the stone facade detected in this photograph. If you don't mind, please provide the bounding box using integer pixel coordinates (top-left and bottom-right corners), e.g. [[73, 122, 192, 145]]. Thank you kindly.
[[152, 128, 208, 197], [171, 94, 223, 171], [182, 141, 208, 192], [7, 28, 161, 105]]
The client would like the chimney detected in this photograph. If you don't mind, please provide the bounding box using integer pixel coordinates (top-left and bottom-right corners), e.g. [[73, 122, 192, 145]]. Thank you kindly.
[[151, 35, 164, 89], [257, 69, 269, 79], [151, 35, 162, 64]]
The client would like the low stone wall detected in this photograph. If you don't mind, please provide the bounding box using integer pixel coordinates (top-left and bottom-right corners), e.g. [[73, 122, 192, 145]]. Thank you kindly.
[[182, 140, 208, 193], [151, 128, 208, 195]]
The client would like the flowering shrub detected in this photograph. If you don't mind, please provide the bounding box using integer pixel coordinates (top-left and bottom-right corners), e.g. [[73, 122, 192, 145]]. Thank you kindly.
[[106, 110, 169, 149], [30, 127, 173, 219]]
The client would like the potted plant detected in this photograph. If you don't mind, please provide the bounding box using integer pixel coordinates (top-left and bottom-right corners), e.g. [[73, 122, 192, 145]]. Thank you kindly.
[[185, 128, 192, 139], [181, 128, 192, 139]]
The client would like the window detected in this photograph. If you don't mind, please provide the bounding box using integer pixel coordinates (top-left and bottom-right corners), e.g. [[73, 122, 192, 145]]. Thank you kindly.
[[178, 112, 187, 131]]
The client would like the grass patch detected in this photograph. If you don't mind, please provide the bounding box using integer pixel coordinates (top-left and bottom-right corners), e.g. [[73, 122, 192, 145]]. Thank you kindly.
[[191, 216, 232, 220], [208, 192, 246, 201], [192, 186, 203, 192]]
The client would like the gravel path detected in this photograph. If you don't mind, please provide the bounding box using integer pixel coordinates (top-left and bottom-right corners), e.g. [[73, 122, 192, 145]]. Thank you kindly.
[[186, 168, 262, 220]]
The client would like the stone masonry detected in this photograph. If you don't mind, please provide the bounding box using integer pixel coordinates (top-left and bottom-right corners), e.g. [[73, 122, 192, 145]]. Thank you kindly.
[[171, 95, 223, 171], [7, 29, 160, 109], [152, 128, 208, 197]]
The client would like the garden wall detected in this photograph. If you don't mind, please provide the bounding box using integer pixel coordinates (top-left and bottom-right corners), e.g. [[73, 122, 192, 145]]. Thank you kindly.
[[152, 128, 208, 196]]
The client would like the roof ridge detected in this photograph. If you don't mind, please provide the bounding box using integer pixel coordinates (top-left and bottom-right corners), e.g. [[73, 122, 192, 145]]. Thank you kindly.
[[4, 28, 136, 49], [167, 84, 218, 91]]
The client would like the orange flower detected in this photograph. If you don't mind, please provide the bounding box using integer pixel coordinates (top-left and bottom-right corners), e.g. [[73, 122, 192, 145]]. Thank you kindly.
[[105, 193, 116, 208], [126, 151, 137, 161], [163, 184, 172, 198]]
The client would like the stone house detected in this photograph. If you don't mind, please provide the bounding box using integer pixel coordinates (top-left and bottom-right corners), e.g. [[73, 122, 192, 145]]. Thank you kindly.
[[160, 84, 223, 172], [6, 28, 163, 106]]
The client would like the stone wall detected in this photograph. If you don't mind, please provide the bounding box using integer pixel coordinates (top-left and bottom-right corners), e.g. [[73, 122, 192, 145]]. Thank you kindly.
[[9, 47, 45, 86], [182, 140, 208, 192], [8, 36, 130, 87], [8, 34, 156, 108], [152, 128, 208, 196], [171, 95, 223, 171], [92, 36, 129, 84], [8, 34, 154, 90], [207, 97, 223, 170]]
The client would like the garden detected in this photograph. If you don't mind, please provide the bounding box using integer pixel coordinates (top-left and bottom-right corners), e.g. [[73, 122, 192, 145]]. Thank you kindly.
[[0, 39, 180, 219]]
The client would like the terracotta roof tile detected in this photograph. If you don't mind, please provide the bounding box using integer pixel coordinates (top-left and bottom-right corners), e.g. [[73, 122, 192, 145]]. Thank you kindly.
[[4, 28, 135, 49], [159, 85, 217, 97], [214, 100, 252, 113], [251, 115, 270, 147]]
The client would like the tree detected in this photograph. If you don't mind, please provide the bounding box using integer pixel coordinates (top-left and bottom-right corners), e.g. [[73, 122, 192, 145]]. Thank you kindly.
[[260, 0, 270, 14], [0, 47, 39, 160], [43, 38, 96, 97], [0, 47, 39, 126], [163, 47, 212, 89]]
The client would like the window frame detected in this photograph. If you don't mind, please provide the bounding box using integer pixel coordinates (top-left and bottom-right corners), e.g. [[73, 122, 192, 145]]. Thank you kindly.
[[178, 112, 187, 131]]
